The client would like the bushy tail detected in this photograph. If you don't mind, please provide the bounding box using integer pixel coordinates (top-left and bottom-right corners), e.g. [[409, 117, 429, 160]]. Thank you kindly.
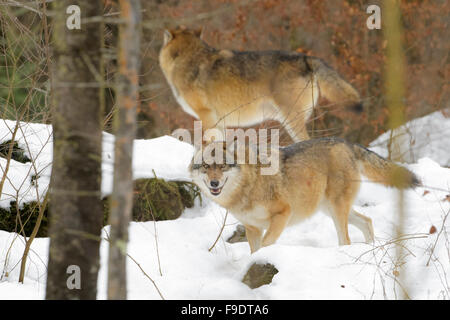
[[352, 144, 421, 189], [307, 57, 363, 113]]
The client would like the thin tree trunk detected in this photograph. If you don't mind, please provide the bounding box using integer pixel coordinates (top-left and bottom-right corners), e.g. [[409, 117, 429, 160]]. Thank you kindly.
[[107, 0, 141, 300], [383, 0, 409, 300], [46, 1, 104, 300]]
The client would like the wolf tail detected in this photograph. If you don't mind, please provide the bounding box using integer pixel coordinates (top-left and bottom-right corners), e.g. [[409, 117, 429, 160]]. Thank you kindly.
[[352, 144, 421, 189], [307, 57, 363, 113]]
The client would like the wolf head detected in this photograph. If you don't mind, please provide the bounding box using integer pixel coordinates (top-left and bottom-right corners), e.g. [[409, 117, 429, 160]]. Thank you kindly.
[[189, 139, 280, 199], [159, 26, 206, 76], [190, 160, 240, 197], [189, 141, 241, 198], [161, 26, 203, 49]]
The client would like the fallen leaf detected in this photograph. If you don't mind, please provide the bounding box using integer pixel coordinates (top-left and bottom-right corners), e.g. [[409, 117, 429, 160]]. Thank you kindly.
[[429, 225, 437, 234]]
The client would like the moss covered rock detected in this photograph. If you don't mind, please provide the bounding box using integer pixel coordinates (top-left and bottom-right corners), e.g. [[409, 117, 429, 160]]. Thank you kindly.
[[0, 201, 49, 237], [103, 178, 201, 222], [0, 178, 200, 237], [0, 140, 31, 163]]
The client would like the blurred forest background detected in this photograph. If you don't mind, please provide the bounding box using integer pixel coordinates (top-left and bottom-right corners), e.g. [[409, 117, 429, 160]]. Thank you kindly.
[[1, 0, 449, 145]]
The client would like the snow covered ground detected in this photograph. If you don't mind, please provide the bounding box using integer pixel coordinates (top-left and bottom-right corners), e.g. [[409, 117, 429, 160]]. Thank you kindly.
[[370, 110, 450, 167], [0, 111, 449, 300]]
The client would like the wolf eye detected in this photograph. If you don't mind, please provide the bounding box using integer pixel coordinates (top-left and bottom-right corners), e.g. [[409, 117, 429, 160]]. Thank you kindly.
[[220, 164, 227, 169], [202, 164, 209, 169]]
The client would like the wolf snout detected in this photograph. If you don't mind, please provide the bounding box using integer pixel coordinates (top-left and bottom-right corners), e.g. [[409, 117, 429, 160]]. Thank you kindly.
[[210, 180, 219, 187]]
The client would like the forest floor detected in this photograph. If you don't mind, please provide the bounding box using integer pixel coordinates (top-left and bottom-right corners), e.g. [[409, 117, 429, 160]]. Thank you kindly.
[[0, 111, 449, 299]]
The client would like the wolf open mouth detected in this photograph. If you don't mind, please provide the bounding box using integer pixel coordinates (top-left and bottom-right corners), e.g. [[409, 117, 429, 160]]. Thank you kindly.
[[209, 186, 223, 196]]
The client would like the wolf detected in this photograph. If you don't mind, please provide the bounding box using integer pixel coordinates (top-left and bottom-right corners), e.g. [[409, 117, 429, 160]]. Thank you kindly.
[[159, 27, 363, 142], [189, 138, 420, 253]]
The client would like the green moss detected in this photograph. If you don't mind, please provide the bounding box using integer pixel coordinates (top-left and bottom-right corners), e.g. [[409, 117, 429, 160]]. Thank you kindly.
[[0, 201, 49, 237], [133, 178, 183, 221], [177, 181, 202, 209], [0, 140, 31, 163], [104, 178, 201, 222], [103, 177, 201, 223]]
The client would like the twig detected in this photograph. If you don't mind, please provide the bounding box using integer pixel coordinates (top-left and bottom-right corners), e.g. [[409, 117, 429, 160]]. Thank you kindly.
[[18, 191, 49, 283], [103, 230, 164, 300], [0, 0, 44, 17], [208, 210, 228, 252], [355, 233, 429, 262], [144, 194, 163, 277], [125, 252, 165, 300], [0, 120, 21, 197], [426, 207, 450, 267]]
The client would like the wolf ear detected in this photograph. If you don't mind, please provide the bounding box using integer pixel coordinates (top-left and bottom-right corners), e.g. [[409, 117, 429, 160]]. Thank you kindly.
[[163, 29, 174, 46], [193, 27, 203, 39]]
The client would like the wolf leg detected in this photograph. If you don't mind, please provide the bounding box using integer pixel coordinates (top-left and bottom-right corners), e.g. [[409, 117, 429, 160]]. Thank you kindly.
[[329, 200, 352, 246], [348, 209, 374, 243], [261, 204, 291, 248], [244, 225, 263, 253], [283, 118, 309, 143], [197, 108, 225, 142], [273, 78, 318, 142]]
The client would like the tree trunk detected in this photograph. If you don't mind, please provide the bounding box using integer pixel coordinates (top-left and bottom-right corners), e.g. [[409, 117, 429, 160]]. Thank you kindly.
[[46, 1, 104, 300], [383, 0, 409, 300], [107, 0, 141, 300]]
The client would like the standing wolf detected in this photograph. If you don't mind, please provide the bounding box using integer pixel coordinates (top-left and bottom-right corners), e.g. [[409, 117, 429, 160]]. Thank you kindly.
[[190, 138, 420, 253], [159, 27, 363, 142]]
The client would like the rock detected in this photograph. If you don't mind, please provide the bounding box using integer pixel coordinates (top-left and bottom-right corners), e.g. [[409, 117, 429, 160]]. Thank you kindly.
[[242, 263, 279, 289], [103, 178, 201, 223], [132, 178, 185, 221], [227, 224, 247, 243], [0, 178, 201, 237]]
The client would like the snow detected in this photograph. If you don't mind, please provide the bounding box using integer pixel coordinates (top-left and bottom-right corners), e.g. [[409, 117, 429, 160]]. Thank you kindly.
[[102, 134, 194, 196], [370, 110, 450, 167], [0, 114, 449, 300], [0, 120, 194, 208]]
